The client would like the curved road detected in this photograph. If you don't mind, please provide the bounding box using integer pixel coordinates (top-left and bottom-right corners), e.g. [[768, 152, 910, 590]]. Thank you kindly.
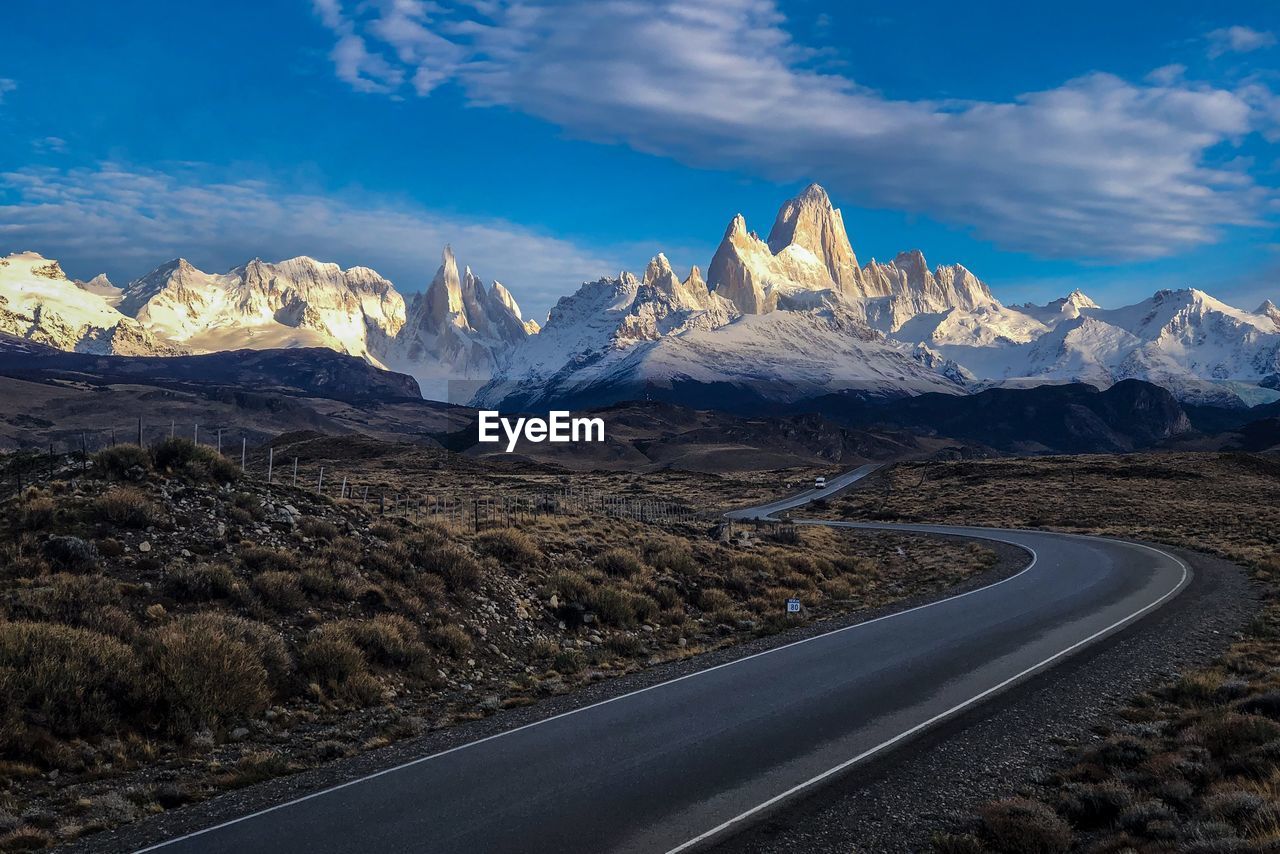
[[142, 467, 1190, 854]]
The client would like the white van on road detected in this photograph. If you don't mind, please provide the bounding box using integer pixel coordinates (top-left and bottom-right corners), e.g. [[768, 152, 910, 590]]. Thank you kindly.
[[814, 476, 826, 489]]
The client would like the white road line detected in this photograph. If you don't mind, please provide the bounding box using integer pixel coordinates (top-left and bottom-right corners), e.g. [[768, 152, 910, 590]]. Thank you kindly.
[[662, 534, 1191, 854], [136, 531, 1040, 851]]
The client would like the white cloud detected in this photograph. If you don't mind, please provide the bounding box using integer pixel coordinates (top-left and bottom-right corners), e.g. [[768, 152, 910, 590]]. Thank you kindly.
[[312, 0, 1278, 262], [31, 137, 67, 154], [1207, 25, 1276, 59], [0, 163, 625, 323], [0, 78, 15, 102]]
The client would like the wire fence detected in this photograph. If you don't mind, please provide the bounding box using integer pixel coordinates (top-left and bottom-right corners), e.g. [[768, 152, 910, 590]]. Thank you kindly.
[[2, 420, 718, 532]]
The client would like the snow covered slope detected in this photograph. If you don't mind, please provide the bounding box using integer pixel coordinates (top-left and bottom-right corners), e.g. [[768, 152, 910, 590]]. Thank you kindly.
[[474, 251, 963, 411], [120, 256, 406, 360], [0, 252, 181, 356], [915, 288, 1280, 406]]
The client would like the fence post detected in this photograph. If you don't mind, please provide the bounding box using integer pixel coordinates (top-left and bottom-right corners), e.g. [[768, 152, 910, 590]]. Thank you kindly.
[[137, 417, 143, 447], [267, 447, 274, 484], [194, 424, 199, 444], [340, 475, 347, 499], [292, 457, 298, 486], [317, 467, 324, 492], [216, 428, 223, 455], [241, 438, 246, 472]]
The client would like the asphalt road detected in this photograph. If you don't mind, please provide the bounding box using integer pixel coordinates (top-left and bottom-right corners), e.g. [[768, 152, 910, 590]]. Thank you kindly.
[[142, 468, 1191, 854]]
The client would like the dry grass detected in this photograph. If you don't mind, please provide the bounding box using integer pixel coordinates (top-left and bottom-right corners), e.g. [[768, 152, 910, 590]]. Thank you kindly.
[[827, 453, 1280, 853], [0, 440, 1000, 848]]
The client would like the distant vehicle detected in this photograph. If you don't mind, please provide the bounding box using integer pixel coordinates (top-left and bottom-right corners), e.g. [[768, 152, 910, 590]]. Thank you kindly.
[[814, 476, 826, 489]]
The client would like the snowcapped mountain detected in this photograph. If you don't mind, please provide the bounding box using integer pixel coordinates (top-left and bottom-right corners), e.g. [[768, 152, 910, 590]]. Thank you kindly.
[[474, 243, 965, 411], [7, 182, 1278, 410], [120, 256, 406, 360], [706, 184, 993, 329], [0, 252, 181, 356], [73, 273, 124, 308], [0, 247, 535, 398], [479, 183, 1280, 411], [907, 287, 1280, 406], [380, 245, 536, 400]]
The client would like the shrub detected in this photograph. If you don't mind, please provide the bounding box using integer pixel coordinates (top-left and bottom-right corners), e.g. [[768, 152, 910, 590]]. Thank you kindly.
[[298, 518, 338, 541], [6, 573, 120, 622], [167, 563, 237, 601], [253, 571, 306, 612], [365, 542, 412, 579], [605, 634, 645, 656], [644, 541, 697, 575], [342, 615, 430, 672], [420, 545, 483, 591], [931, 832, 986, 854], [595, 548, 646, 579], [475, 529, 540, 565], [93, 445, 151, 480], [148, 614, 283, 731], [301, 627, 383, 705], [0, 622, 146, 741], [590, 586, 636, 627], [428, 624, 472, 658], [17, 494, 56, 531], [1196, 712, 1280, 757], [92, 487, 159, 528], [552, 649, 584, 674], [550, 571, 592, 603], [1057, 781, 1133, 830], [239, 546, 298, 573], [698, 588, 735, 613], [150, 438, 239, 484], [42, 536, 98, 572], [978, 798, 1072, 854]]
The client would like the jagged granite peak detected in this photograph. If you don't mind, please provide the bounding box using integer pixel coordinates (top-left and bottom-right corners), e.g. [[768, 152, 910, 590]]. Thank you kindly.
[[766, 182, 860, 292], [708, 185, 993, 325], [379, 245, 536, 400], [707, 210, 835, 314], [639, 253, 712, 311]]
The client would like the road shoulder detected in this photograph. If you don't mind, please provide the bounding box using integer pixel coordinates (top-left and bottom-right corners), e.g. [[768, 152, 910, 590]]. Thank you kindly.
[[65, 533, 1030, 854]]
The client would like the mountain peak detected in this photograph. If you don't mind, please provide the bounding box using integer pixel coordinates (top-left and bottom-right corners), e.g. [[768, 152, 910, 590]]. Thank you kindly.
[[1257, 299, 1277, 314], [797, 182, 830, 203], [1065, 288, 1098, 308], [643, 252, 675, 285], [766, 182, 859, 292]]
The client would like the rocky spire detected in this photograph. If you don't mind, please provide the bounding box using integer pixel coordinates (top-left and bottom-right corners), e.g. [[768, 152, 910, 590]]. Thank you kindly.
[[766, 183, 860, 293], [423, 245, 465, 331]]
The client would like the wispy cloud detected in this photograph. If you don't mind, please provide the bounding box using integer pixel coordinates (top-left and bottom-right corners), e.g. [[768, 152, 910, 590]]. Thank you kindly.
[[311, 0, 1279, 262], [0, 78, 16, 103], [1207, 25, 1276, 59], [30, 137, 67, 154], [0, 163, 624, 322]]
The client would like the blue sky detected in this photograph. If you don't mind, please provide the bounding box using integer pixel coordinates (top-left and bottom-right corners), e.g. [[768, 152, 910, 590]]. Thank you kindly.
[[2, 0, 1279, 322]]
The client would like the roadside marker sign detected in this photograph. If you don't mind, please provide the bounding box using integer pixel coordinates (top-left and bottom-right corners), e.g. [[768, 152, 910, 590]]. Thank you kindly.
[[786, 598, 801, 614]]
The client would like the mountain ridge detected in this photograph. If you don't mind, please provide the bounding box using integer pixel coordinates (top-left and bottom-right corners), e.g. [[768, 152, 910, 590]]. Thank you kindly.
[[5, 183, 1278, 410]]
